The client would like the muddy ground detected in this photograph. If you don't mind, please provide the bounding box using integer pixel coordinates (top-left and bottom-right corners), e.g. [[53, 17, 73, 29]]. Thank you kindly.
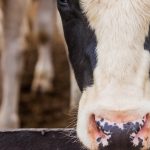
[[19, 30, 76, 128]]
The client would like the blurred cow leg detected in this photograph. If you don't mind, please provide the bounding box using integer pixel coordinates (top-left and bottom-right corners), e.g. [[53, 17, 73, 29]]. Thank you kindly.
[[0, 0, 30, 128], [32, 0, 56, 93]]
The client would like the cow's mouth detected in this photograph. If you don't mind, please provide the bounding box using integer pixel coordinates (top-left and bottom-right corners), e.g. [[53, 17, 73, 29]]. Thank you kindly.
[[88, 114, 149, 149]]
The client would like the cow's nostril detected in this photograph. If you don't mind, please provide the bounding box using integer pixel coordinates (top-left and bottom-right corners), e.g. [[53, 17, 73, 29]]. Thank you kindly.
[[96, 116, 146, 135]]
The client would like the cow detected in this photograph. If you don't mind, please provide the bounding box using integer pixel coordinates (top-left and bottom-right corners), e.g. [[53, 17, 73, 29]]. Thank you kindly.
[[31, 0, 56, 93], [57, 0, 150, 149], [0, 0, 59, 128], [30, 0, 81, 109], [0, 0, 60, 128]]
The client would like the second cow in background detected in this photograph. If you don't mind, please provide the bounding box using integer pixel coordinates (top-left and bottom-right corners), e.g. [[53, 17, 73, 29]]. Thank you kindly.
[[0, 0, 80, 128]]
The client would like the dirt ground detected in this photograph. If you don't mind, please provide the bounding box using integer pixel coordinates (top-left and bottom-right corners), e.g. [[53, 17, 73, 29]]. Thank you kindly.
[[19, 29, 75, 128]]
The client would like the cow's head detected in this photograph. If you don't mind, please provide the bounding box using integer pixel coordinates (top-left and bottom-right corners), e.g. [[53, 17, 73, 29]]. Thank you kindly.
[[57, 0, 150, 149]]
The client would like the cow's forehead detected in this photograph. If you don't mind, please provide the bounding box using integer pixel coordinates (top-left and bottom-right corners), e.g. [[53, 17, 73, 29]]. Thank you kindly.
[[80, 0, 150, 11], [80, 0, 150, 29], [78, 0, 150, 90]]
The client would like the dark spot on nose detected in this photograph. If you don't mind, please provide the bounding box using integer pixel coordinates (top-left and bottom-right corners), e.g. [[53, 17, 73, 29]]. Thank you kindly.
[[96, 119, 145, 150]]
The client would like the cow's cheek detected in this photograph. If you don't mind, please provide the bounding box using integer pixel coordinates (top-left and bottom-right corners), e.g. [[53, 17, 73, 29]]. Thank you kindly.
[[77, 92, 92, 149], [138, 116, 150, 149], [77, 87, 99, 150]]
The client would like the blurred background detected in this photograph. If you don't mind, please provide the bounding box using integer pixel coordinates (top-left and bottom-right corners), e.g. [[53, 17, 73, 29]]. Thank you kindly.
[[20, 28, 70, 128], [0, 0, 78, 129]]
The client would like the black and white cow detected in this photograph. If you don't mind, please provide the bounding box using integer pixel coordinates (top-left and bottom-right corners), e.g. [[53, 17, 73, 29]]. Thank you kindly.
[[57, 0, 150, 149]]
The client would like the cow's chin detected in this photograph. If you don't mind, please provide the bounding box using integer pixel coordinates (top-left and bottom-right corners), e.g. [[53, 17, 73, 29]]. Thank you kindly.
[[77, 90, 150, 150], [76, 92, 104, 150], [77, 113, 150, 150]]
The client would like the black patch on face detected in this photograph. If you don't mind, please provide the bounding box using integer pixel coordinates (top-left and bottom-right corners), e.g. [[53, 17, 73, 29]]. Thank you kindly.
[[144, 25, 150, 51], [57, 0, 97, 91]]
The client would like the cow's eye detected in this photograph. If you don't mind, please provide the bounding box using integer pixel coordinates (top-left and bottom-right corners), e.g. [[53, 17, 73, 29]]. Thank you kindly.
[[58, 0, 68, 7]]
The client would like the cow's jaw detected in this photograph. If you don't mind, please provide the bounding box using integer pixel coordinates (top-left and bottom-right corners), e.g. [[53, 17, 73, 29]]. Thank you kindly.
[[77, 0, 150, 149]]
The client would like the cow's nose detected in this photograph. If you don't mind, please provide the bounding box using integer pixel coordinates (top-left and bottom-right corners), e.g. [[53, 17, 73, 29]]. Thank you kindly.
[[96, 117, 145, 136], [90, 115, 148, 149]]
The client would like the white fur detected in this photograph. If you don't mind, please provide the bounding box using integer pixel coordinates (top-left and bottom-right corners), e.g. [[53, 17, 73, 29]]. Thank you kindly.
[[77, 0, 150, 149]]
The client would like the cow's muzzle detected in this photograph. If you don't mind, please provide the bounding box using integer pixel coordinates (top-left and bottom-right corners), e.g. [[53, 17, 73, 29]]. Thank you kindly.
[[96, 117, 146, 149], [88, 114, 150, 150]]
